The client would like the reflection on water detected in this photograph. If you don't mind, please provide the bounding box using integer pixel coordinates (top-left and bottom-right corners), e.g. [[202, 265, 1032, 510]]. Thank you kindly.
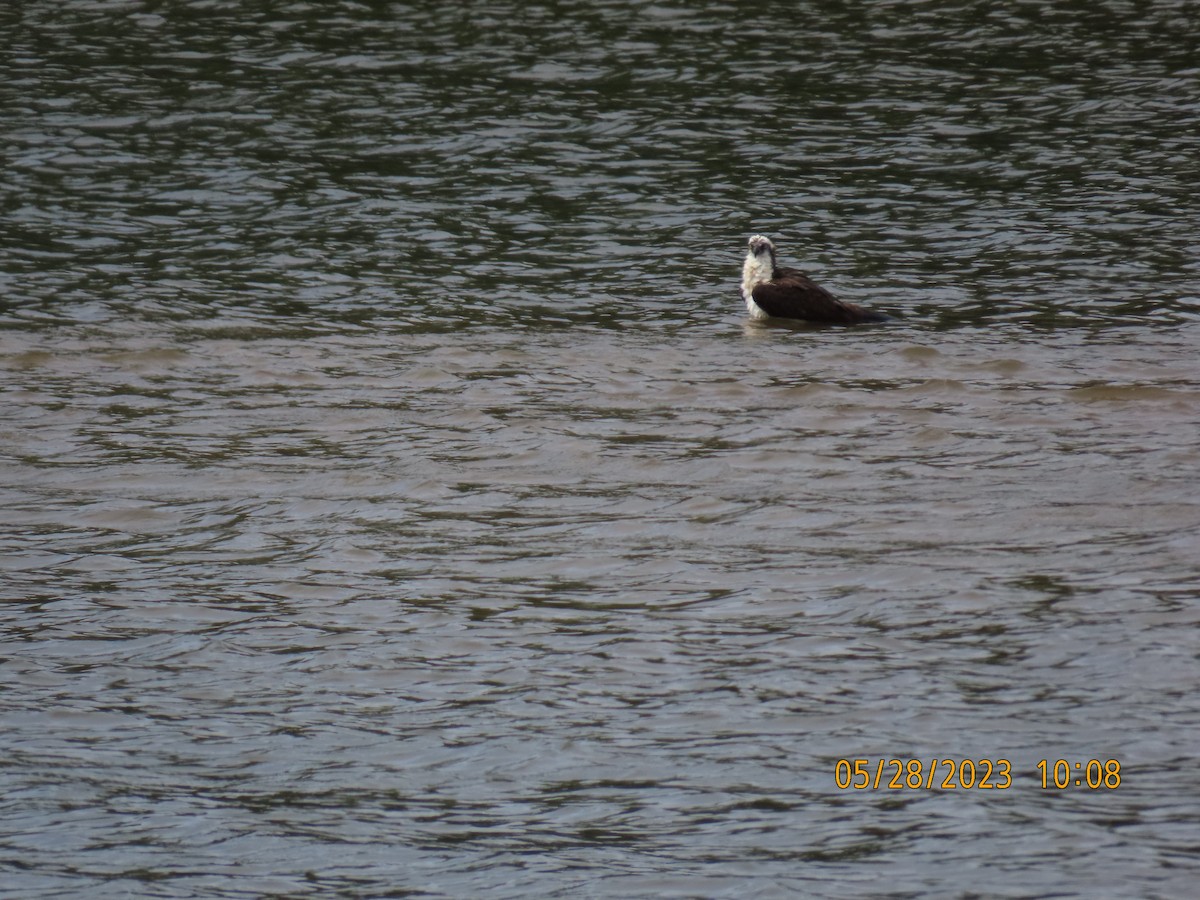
[[2, 0, 1199, 896], [4, 0, 1198, 331]]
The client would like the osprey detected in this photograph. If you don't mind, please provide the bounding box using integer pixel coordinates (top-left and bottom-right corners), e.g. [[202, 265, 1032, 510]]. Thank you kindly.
[[740, 235, 888, 325]]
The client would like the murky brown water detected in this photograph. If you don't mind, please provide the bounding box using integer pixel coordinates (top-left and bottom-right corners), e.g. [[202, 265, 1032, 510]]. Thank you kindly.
[[3, 1, 1199, 897]]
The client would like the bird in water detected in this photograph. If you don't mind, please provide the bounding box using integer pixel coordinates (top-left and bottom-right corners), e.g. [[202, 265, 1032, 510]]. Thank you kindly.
[[740, 234, 889, 325]]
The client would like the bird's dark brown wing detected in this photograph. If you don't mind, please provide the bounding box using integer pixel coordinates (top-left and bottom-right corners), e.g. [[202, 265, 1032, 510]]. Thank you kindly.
[[752, 268, 888, 324]]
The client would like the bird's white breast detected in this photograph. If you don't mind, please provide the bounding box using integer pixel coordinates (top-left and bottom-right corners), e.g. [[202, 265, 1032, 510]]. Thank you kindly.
[[741, 253, 773, 319]]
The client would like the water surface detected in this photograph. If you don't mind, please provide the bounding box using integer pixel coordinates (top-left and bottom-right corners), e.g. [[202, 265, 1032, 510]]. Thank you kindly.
[[2, 1, 1199, 897]]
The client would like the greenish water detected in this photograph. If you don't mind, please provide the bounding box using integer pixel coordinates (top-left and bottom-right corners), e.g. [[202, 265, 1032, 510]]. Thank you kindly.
[[2, 1, 1199, 897]]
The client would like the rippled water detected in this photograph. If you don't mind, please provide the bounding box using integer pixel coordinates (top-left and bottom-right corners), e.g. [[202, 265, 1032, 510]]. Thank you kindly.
[[3, 1, 1200, 897]]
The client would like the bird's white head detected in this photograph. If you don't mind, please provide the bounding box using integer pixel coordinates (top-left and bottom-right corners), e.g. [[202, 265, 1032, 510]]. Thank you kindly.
[[748, 234, 776, 260], [742, 234, 777, 288]]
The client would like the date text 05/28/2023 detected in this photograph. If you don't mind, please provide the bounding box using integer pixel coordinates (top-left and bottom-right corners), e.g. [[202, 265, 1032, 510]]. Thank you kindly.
[[833, 759, 1122, 790]]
